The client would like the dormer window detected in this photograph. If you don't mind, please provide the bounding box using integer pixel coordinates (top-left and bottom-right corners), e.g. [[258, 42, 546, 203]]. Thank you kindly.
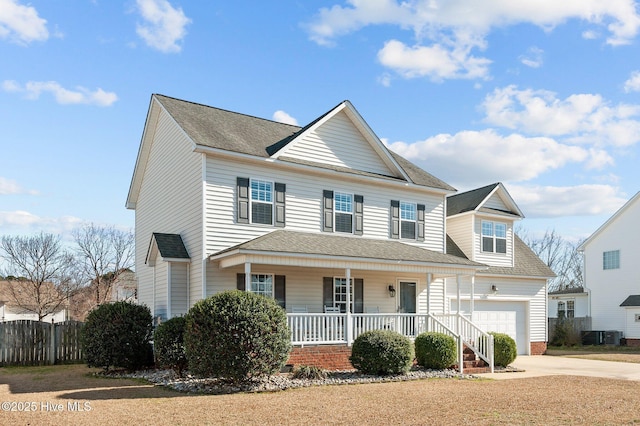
[[482, 221, 507, 254]]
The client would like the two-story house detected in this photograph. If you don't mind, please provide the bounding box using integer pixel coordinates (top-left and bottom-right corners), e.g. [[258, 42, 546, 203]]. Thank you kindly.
[[578, 192, 640, 345], [126, 94, 553, 370]]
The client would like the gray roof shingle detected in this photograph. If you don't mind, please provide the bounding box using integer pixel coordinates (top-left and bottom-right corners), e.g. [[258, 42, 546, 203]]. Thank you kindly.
[[620, 295, 640, 307], [212, 230, 483, 267], [152, 233, 190, 259], [447, 183, 500, 216], [154, 94, 455, 192]]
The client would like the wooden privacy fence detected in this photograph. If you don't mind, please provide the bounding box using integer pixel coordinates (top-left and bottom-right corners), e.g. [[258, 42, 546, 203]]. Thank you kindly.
[[548, 317, 592, 343], [0, 320, 84, 366]]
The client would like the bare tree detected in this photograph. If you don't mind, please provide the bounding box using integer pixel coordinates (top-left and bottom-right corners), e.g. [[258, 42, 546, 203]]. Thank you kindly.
[[517, 227, 584, 292], [0, 233, 77, 321], [73, 224, 134, 309]]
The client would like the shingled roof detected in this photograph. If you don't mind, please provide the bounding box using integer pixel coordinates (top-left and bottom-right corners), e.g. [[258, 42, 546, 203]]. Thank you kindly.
[[620, 295, 640, 307], [154, 94, 455, 192], [211, 230, 483, 268], [447, 182, 522, 218], [446, 234, 556, 278], [150, 233, 190, 260]]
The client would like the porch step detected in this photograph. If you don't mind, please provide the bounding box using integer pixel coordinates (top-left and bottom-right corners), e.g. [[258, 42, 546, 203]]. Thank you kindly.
[[460, 345, 491, 374]]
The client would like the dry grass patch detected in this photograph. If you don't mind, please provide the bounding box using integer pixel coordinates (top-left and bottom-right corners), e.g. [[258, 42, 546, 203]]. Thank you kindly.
[[2, 365, 640, 425]]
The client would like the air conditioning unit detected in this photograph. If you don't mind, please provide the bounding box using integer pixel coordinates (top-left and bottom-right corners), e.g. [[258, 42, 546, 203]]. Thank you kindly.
[[581, 330, 606, 346], [605, 331, 622, 346]]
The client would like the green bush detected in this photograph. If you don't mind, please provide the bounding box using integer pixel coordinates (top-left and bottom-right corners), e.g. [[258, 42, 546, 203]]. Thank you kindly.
[[184, 290, 291, 383], [414, 332, 457, 369], [82, 301, 153, 371], [154, 316, 187, 376], [349, 330, 414, 375], [490, 332, 517, 367], [292, 365, 327, 380]]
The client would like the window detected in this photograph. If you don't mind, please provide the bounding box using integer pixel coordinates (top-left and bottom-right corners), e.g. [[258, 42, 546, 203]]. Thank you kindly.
[[250, 274, 273, 298], [481, 221, 507, 254], [237, 178, 285, 227], [557, 301, 566, 318], [334, 192, 353, 233], [603, 250, 620, 270], [566, 300, 575, 318], [333, 278, 352, 313], [400, 202, 416, 239], [250, 179, 273, 225]]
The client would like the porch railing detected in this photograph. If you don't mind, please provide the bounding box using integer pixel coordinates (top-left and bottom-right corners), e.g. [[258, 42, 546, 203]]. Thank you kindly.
[[287, 312, 494, 373]]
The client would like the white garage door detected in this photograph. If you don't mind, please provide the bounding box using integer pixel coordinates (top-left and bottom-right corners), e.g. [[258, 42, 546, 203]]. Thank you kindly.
[[455, 300, 527, 355]]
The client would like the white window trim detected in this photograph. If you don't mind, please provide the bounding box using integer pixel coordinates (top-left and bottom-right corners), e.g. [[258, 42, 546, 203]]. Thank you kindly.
[[481, 220, 507, 254], [334, 191, 354, 234], [250, 273, 274, 298], [399, 201, 417, 240], [603, 250, 620, 270], [250, 178, 274, 226]]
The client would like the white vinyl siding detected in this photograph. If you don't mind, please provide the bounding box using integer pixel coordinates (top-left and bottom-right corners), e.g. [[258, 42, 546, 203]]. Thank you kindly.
[[203, 156, 446, 256], [154, 262, 168, 320], [445, 215, 474, 260], [134, 106, 202, 316], [474, 217, 513, 267], [484, 192, 509, 211], [625, 308, 640, 339], [281, 110, 393, 176], [170, 263, 189, 317], [445, 275, 547, 351], [583, 196, 639, 332]]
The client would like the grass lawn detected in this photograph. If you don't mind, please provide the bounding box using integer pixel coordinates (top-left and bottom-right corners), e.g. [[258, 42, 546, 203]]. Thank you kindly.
[[546, 345, 640, 364], [2, 364, 640, 425]]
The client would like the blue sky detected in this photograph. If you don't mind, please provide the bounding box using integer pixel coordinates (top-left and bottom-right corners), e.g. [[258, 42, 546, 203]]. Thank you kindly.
[[1, 0, 640, 244]]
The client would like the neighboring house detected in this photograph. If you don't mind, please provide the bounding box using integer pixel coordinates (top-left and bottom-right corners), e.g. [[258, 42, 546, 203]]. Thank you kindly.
[[548, 287, 589, 319], [126, 94, 554, 369], [0, 280, 68, 323], [111, 270, 138, 303], [578, 192, 640, 344]]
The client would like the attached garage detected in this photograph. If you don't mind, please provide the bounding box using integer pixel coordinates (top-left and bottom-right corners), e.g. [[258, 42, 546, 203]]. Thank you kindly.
[[454, 300, 529, 355]]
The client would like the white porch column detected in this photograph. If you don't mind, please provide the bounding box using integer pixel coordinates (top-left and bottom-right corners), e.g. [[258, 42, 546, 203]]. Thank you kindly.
[[456, 274, 461, 314], [426, 273, 432, 315], [346, 268, 352, 346], [244, 262, 251, 291], [470, 275, 475, 319]]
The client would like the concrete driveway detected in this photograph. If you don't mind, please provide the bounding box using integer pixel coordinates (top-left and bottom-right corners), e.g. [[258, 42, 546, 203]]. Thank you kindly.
[[480, 355, 640, 381]]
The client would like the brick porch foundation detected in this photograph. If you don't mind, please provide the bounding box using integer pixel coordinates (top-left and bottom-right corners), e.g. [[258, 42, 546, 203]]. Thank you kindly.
[[624, 338, 640, 347], [287, 345, 353, 370], [530, 341, 547, 355]]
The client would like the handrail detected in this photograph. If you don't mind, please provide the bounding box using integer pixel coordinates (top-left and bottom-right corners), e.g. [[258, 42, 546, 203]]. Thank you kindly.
[[286, 312, 494, 373]]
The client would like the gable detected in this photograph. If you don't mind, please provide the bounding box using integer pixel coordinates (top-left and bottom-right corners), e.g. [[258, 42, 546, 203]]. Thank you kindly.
[[447, 183, 523, 219], [579, 191, 640, 251], [277, 110, 396, 177]]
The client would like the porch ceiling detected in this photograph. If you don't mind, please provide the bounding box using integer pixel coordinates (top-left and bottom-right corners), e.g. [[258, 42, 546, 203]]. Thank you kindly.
[[209, 230, 486, 276]]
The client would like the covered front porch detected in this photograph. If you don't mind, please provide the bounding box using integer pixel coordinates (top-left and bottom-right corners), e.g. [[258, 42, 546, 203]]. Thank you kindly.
[[209, 230, 495, 372]]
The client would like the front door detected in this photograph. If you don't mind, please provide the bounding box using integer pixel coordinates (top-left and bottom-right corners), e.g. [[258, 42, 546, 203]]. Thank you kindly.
[[399, 281, 416, 336]]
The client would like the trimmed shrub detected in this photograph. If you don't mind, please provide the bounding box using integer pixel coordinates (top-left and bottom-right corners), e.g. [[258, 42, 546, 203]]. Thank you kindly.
[[184, 290, 291, 383], [154, 316, 187, 376], [82, 301, 153, 371], [292, 365, 327, 380], [349, 330, 414, 375], [414, 332, 457, 369], [490, 332, 517, 367]]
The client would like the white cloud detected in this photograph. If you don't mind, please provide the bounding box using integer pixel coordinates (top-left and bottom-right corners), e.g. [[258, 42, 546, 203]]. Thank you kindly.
[[272, 110, 299, 126], [519, 46, 544, 68], [507, 184, 628, 218], [481, 85, 640, 147], [305, 0, 640, 80], [0, 0, 48, 45], [2, 80, 118, 106], [377, 39, 491, 81], [0, 177, 38, 195], [624, 70, 640, 93], [136, 0, 191, 53], [0, 210, 83, 235], [387, 129, 594, 187]]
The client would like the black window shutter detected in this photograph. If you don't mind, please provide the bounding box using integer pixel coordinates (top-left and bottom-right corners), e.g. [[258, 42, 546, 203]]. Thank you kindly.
[[274, 182, 286, 228], [323, 190, 334, 232], [354, 194, 364, 236], [275, 275, 286, 308], [323, 277, 333, 308], [237, 177, 249, 224], [390, 200, 400, 239], [236, 273, 246, 291], [354, 278, 364, 313], [417, 204, 425, 242]]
